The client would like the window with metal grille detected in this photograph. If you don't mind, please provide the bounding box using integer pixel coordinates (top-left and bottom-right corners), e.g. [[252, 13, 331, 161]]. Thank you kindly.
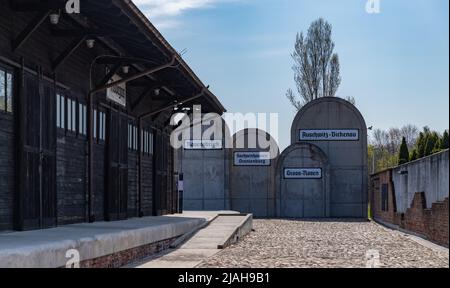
[[56, 93, 65, 129], [0, 66, 13, 113], [93, 108, 97, 140], [78, 103, 87, 136], [128, 124, 139, 151], [141, 129, 154, 156], [67, 98, 77, 132], [134, 126, 138, 150], [98, 111, 106, 141]]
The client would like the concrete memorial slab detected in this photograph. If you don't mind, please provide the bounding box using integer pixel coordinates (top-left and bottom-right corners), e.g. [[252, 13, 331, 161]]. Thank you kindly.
[[284, 97, 368, 218], [276, 143, 330, 218], [230, 129, 279, 217], [175, 115, 232, 211]]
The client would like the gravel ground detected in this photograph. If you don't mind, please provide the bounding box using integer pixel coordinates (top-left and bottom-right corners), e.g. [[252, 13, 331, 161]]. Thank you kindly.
[[198, 219, 449, 268]]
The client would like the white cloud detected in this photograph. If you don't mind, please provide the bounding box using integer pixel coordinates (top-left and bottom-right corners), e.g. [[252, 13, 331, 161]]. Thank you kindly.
[[133, 0, 215, 18], [132, 0, 237, 29]]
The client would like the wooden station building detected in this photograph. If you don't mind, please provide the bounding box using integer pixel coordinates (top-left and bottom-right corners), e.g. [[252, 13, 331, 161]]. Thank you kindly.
[[0, 0, 225, 231]]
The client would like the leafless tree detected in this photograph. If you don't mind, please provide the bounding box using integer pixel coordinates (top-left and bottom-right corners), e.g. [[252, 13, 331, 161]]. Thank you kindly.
[[327, 54, 341, 97], [371, 125, 419, 152], [345, 96, 356, 105], [385, 128, 401, 154], [401, 124, 419, 148], [372, 129, 388, 149], [287, 18, 342, 111]]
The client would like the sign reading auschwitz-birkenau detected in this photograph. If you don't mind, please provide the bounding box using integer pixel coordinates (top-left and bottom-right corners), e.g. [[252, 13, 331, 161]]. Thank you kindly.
[[284, 168, 322, 179], [234, 152, 271, 166], [299, 129, 359, 141], [281, 97, 368, 218], [184, 140, 223, 150]]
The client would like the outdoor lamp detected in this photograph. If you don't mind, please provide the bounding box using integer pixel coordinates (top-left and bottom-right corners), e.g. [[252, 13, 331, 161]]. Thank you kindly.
[[86, 39, 96, 49], [49, 11, 61, 25], [122, 65, 130, 74]]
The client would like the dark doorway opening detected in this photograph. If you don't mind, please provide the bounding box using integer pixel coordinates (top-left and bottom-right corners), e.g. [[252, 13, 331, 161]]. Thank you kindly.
[[153, 130, 174, 216], [16, 72, 57, 231], [105, 107, 128, 221]]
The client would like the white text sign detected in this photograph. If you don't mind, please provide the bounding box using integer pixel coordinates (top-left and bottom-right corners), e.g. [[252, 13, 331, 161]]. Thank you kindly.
[[234, 152, 271, 166], [284, 168, 322, 179], [184, 140, 223, 150], [299, 129, 359, 141], [106, 74, 127, 107]]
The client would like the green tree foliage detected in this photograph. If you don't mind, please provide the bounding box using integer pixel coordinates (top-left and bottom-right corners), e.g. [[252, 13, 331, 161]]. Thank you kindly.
[[409, 149, 418, 162], [433, 138, 442, 154], [398, 137, 409, 165], [417, 132, 426, 158], [369, 125, 448, 173], [424, 131, 440, 156], [442, 130, 449, 149]]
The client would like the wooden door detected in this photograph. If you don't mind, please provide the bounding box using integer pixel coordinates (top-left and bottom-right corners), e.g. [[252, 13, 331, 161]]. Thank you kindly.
[[17, 72, 57, 230], [152, 131, 174, 215], [105, 109, 128, 221]]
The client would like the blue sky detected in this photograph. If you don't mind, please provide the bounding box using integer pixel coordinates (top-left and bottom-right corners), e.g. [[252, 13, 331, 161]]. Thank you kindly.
[[134, 0, 449, 149]]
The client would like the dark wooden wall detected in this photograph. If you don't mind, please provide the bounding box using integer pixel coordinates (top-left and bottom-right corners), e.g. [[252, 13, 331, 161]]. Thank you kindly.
[[56, 131, 86, 225], [141, 154, 154, 216], [93, 144, 105, 221], [0, 2, 177, 231], [128, 150, 139, 217], [0, 111, 14, 230]]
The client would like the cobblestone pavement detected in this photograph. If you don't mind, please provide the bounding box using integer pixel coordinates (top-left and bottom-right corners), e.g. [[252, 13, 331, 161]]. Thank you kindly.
[[198, 219, 449, 268]]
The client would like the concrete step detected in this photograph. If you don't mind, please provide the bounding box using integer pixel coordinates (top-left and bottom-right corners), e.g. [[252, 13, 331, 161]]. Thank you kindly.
[[134, 214, 253, 268]]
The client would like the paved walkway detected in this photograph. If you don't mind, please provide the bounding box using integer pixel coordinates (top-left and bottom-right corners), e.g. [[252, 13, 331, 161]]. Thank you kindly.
[[0, 211, 236, 268], [133, 215, 251, 268], [198, 219, 449, 268]]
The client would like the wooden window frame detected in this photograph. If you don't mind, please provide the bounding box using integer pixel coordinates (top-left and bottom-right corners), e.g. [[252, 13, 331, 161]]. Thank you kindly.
[[0, 64, 14, 114]]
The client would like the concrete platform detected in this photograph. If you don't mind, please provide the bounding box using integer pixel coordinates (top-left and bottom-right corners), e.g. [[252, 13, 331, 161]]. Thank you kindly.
[[133, 214, 253, 268], [0, 211, 238, 268]]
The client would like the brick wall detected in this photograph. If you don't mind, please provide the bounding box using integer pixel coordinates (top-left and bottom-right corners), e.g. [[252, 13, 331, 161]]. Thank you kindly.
[[371, 168, 449, 247], [370, 170, 399, 224], [404, 193, 449, 247], [76, 236, 177, 268]]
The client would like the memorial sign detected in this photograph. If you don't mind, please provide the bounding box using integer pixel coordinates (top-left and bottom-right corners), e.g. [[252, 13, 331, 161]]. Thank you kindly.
[[284, 168, 322, 179], [184, 140, 223, 150], [106, 74, 126, 107], [286, 97, 368, 218], [234, 151, 271, 166], [299, 129, 359, 141]]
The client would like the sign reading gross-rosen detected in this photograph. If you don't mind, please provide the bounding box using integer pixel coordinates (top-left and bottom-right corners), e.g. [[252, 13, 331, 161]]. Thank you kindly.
[[284, 168, 322, 179], [184, 140, 223, 150], [106, 74, 127, 107], [299, 129, 359, 141], [234, 152, 271, 166]]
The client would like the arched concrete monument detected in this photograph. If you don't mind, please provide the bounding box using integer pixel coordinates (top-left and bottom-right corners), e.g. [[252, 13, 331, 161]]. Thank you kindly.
[[175, 114, 232, 211], [288, 97, 368, 218], [230, 129, 279, 217], [276, 143, 330, 218]]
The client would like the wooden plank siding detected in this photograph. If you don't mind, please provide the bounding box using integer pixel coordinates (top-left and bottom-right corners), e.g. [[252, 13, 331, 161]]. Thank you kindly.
[[0, 111, 15, 230], [56, 131, 86, 225], [0, 2, 180, 231]]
